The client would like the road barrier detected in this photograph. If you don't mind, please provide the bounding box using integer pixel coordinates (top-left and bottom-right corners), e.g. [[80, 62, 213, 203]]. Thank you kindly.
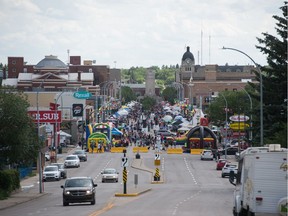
[[167, 148, 183, 154], [132, 146, 149, 153], [110, 147, 126, 153], [190, 149, 203, 155]]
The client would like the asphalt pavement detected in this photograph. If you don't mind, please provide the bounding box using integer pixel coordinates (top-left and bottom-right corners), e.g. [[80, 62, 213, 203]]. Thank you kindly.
[[0, 147, 154, 210]]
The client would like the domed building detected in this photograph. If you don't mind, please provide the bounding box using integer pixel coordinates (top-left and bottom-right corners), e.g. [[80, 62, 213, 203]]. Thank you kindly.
[[34, 55, 68, 74], [175, 45, 257, 111]]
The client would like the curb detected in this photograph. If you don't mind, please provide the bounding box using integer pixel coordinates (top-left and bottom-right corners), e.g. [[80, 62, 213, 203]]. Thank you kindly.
[[114, 188, 152, 197]]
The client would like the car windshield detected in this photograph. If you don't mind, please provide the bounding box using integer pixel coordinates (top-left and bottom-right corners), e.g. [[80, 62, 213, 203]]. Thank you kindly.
[[65, 179, 92, 187], [103, 169, 116, 174], [44, 166, 57, 171], [52, 164, 64, 169], [66, 156, 77, 160], [74, 151, 84, 154]]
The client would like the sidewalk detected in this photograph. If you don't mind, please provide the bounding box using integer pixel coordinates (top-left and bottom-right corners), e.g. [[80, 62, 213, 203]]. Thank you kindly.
[[0, 147, 75, 211]]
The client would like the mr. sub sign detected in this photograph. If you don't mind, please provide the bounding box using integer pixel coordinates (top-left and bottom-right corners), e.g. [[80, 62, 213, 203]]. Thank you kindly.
[[28, 111, 62, 123]]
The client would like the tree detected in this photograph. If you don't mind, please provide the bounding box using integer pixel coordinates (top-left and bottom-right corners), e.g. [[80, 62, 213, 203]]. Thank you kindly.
[[250, 2, 287, 146], [141, 96, 156, 111], [162, 86, 177, 105], [206, 91, 252, 127], [0, 89, 39, 168], [120, 86, 136, 104]]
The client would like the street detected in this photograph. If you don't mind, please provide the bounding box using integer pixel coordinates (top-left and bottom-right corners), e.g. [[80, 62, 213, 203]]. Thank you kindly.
[[0, 147, 235, 216]]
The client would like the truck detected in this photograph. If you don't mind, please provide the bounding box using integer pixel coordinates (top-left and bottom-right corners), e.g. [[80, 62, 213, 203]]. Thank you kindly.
[[229, 144, 287, 216]]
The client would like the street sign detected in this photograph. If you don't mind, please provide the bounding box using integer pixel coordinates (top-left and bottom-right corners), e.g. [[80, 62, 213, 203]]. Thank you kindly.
[[229, 115, 249, 122], [121, 157, 128, 167], [73, 91, 92, 99], [155, 153, 160, 160]]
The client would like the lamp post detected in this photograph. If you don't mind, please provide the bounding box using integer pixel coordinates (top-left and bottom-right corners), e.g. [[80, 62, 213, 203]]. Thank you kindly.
[[228, 84, 253, 143], [36, 73, 53, 193], [219, 93, 228, 159], [53, 91, 65, 162], [222, 47, 263, 146]]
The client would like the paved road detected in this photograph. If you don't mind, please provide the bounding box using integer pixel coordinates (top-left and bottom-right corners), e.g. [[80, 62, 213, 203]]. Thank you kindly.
[[0, 147, 236, 216]]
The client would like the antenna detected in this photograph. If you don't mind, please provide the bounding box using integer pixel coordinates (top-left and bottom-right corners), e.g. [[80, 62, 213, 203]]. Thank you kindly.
[[209, 34, 211, 64], [201, 30, 203, 65], [67, 49, 70, 66]]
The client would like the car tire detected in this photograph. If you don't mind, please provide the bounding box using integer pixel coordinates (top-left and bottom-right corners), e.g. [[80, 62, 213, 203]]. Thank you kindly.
[[63, 200, 69, 206], [57, 177, 60, 181], [221, 174, 225, 178], [91, 198, 96, 205]]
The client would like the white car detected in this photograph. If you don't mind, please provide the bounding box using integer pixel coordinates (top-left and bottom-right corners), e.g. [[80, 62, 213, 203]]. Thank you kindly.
[[64, 155, 80, 168], [43, 165, 61, 181], [101, 168, 119, 183], [221, 163, 238, 178], [200, 150, 214, 160], [45, 152, 50, 161]]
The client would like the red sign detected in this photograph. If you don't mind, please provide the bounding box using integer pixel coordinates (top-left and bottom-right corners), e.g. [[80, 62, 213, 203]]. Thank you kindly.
[[28, 111, 62, 123], [49, 103, 60, 110]]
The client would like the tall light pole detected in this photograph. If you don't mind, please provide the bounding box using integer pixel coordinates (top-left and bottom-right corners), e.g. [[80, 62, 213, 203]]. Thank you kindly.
[[219, 92, 228, 159], [228, 83, 253, 143], [222, 47, 263, 146], [36, 73, 53, 193]]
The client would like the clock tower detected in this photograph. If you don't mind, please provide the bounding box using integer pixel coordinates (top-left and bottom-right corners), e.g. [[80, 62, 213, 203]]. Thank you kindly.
[[180, 46, 195, 82]]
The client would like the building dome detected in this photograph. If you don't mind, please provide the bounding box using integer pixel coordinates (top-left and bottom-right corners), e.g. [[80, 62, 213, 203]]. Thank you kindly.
[[35, 55, 67, 69], [182, 46, 195, 62]]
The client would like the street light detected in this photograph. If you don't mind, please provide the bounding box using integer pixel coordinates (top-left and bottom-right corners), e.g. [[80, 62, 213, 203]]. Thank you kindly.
[[218, 93, 228, 159], [228, 83, 253, 143], [222, 47, 263, 146], [188, 77, 194, 109], [36, 73, 53, 193]]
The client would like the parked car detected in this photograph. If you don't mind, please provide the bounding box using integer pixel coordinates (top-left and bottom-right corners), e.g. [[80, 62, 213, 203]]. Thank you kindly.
[[101, 168, 119, 183], [51, 163, 67, 179], [200, 149, 214, 160], [221, 163, 238, 178], [64, 155, 80, 168], [43, 165, 61, 181], [61, 177, 97, 206], [216, 159, 229, 170], [72, 150, 87, 162], [221, 147, 241, 155], [45, 152, 50, 161]]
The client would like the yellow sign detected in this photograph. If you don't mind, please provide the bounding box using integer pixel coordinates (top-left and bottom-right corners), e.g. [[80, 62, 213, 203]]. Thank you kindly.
[[154, 159, 161, 166], [230, 122, 250, 130]]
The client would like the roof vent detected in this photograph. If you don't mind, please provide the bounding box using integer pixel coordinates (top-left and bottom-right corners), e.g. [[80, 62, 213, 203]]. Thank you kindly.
[[268, 144, 281, 152]]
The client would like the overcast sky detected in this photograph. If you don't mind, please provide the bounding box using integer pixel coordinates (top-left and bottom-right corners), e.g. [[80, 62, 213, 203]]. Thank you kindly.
[[0, 0, 282, 69]]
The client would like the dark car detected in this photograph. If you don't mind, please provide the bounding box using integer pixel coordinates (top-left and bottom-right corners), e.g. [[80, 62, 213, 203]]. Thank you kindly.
[[72, 150, 87, 162], [61, 177, 97, 206], [221, 147, 240, 155], [51, 163, 67, 179]]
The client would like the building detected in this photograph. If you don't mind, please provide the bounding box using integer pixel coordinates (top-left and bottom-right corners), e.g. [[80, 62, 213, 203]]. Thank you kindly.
[[176, 46, 257, 108]]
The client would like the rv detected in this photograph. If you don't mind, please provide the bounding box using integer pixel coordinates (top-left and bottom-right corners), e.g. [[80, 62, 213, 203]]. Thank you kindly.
[[230, 144, 287, 216]]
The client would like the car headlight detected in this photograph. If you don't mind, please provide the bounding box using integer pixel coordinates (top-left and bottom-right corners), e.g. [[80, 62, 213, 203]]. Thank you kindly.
[[65, 191, 71, 195], [86, 190, 92, 195]]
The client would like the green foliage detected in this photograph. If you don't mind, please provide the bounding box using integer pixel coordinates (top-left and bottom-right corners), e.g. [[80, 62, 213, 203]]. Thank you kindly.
[[0, 169, 20, 199], [120, 86, 136, 104], [141, 96, 156, 111], [0, 89, 39, 168], [250, 2, 287, 146], [206, 91, 254, 126], [162, 87, 177, 105]]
